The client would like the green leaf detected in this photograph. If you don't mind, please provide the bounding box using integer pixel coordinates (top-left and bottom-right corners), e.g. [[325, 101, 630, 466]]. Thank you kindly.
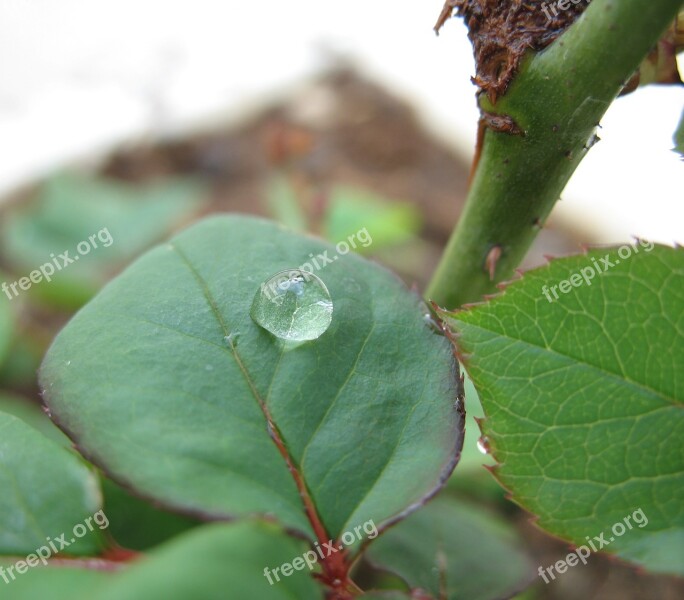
[[0, 568, 107, 600], [443, 244, 684, 576], [101, 479, 200, 551], [0, 412, 105, 556], [266, 176, 308, 232], [0, 392, 191, 554], [0, 393, 70, 446], [0, 172, 206, 308], [365, 497, 533, 600], [6, 521, 323, 600], [41, 215, 464, 542], [324, 187, 421, 252], [0, 333, 43, 389], [97, 521, 323, 600]]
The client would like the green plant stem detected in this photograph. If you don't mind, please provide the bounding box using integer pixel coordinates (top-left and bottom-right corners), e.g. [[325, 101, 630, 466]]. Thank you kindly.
[[427, 0, 683, 309]]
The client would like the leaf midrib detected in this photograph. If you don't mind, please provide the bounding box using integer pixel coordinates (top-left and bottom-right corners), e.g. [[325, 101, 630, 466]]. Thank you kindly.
[[170, 243, 326, 540]]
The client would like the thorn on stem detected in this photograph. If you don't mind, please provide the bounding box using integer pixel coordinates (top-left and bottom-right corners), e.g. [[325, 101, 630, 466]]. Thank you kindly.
[[485, 245, 503, 281]]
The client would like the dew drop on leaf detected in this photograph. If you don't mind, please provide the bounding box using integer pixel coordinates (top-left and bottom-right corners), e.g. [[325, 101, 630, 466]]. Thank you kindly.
[[250, 269, 333, 342]]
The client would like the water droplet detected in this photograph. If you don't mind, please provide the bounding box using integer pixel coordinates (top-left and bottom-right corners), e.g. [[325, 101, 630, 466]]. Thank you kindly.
[[477, 436, 491, 455], [251, 269, 333, 341], [66, 360, 71, 366], [205, 364, 214, 371]]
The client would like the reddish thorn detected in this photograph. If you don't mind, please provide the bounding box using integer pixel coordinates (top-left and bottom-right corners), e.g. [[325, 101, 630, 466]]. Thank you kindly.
[[484, 245, 503, 281]]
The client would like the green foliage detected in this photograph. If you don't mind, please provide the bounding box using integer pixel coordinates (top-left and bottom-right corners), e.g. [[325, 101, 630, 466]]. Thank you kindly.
[[0, 412, 105, 556], [266, 177, 422, 252], [101, 479, 200, 551], [265, 176, 308, 232], [2, 3, 680, 594], [443, 245, 684, 575], [0, 173, 206, 308], [0, 333, 43, 389], [0, 393, 70, 446], [324, 186, 421, 251], [8, 521, 323, 600], [40, 215, 464, 542], [366, 497, 533, 600]]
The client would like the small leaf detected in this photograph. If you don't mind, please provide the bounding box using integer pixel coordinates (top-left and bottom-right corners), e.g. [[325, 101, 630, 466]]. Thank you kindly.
[[41, 215, 464, 542], [0, 412, 105, 555], [0, 173, 206, 307], [97, 521, 323, 600], [443, 244, 684, 576], [324, 187, 421, 252], [266, 176, 308, 232], [366, 497, 533, 600], [6, 521, 323, 600]]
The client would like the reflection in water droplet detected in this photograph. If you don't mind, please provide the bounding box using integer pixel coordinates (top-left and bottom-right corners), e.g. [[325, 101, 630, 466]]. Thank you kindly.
[[251, 269, 333, 341], [477, 436, 491, 455]]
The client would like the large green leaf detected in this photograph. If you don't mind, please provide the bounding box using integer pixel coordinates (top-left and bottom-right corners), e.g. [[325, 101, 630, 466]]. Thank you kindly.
[[41, 215, 464, 542], [0, 172, 205, 307], [0, 412, 105, 556], [443, 244, 684, 575], [365, 497, 533, 600], [7, 521, 323, 600]]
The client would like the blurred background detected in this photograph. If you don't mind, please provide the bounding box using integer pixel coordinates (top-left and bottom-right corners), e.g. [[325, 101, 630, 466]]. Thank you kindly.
[[0, 1, 682, 599]]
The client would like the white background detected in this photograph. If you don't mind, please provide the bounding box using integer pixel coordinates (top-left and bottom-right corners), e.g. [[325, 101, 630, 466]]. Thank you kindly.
[[0, 0, 681, 243]]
